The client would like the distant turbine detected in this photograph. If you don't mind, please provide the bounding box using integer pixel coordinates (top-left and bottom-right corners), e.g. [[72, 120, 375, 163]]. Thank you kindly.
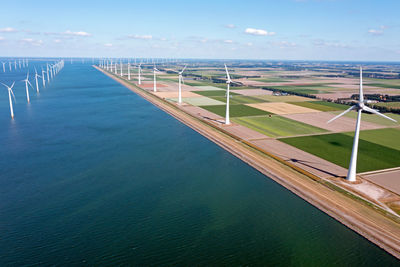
[[1, 62, 5, 72], [34, 68, 41, 93], [327, 67, 397, 182], [22, 71, 34, 103], [128, 62, 131, 80], [120, 60, 123, 77], [1, 82, 16, 118], [46, 64, 50, 83], [224, 64, 232, 125], [9, 61, 12, 71], [41, 68, 46, 88], [14, 60, 17, 70], [178, 65, 187, 104]]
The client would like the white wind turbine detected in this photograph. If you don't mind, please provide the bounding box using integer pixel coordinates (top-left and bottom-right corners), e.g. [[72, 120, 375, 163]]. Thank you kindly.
[[153, 65, 160, 92], [22, 71, 34, 103], [9, 61, 12, 71], [128, 62, 131, 80], [178, 65, 187, 104], [327, 67, 397, 182], [34, 68, 41, 93], [46, 64, 50, 83], [138, 64, 142, 85], [2, 82, 16, 118], [224, 64, 233, 125], [2, 62, 6, 72], [41, 67, 46, 88], [120, 60, 123, 77]]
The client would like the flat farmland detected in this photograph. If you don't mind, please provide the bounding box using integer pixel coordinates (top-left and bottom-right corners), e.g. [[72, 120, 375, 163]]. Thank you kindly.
[[280, 133, 400, 172], [232, 115, 327, 137], [289, 101, 349, 112], [200, 104, 271, 117]]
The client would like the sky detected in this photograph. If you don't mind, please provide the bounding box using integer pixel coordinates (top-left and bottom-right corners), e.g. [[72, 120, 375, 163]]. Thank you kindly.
[[0, 0, 399, 61]]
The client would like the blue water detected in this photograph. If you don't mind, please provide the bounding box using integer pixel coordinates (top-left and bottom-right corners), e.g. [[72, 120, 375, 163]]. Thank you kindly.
[[0, 63, 398, 266]]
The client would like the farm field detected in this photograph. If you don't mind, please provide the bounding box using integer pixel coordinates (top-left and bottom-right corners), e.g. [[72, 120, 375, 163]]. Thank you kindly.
[[232, 115, 327, 137], [343, 128, 400, 151], [200, 104, 271, 118], [289, 101, 349, 112], [280, 133, 400, 172], [330, 110, 400, 126]]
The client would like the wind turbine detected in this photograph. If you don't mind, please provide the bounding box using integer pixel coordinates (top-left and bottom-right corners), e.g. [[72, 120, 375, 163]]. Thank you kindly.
[[8, 61, 12, 71], [41, 67, 46, 87], [34, 68, 41, 93], [120, 60, 123, 77], [327, 67, 397, 182], [46, 64, 50, 83], [1, 62, 5, 72], [2, 82, 16, 118], [153, 65, 160, 92], [22, 71, 34, 103], [128, 62, 131, 80], [178, 65, 187, 104], [224, 64, 233, 125], [138, 64, 142, 85]]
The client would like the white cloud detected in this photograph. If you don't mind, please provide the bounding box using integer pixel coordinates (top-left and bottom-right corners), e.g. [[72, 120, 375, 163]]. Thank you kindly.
[[64, 30, 91, 37], [54, 39, 61, 43], [0, 36, 4, 41], [224, 39, 233, 43], [313, 39, 349, 48], [271, 41, 297, 48], [0, 27, 17, 33], [245, 28, 275, 36], [20, 38, 43, 46], [368, 29, 383, 35], [127, 34, 152, 40], [104, 43, 113, 47], [246, 42, 253, 46], [225, 24, 236, 29]]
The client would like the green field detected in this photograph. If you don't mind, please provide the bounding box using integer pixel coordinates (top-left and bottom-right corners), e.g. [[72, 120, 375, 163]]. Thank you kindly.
[[254, 95, 315, 102], [200, 105, 271, 118], [373, 102, 400, 109], [208, 95, 266, 104], [289, 101, 349, 112], [280, 133, 400, 172], [366, 83, 400, 90], [232, 115, 327, 137], [344, 128, 400, 151], [193, 90, 239, 97], [330, 110, 400, 126]]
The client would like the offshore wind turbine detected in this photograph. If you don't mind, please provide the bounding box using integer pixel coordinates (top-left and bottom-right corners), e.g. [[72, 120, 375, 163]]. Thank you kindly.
[[34, 68, 41, 93], [1, 62, 5, 72], [22, 71, 34, 103], [46, 64, 50, 83], [327, 67, 397, 182], [41, 67, 46, 87], [178, 65, 187, 104], [127, 62, 131, 80], [9, 61, 12, 71], [1, 82, 16, 118]]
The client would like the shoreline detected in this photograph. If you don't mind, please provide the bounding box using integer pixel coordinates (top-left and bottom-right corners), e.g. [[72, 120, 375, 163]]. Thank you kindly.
[[94, 66, 400, 260]]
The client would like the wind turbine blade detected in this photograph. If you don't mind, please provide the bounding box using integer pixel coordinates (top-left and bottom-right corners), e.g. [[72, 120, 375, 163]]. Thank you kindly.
[[10, 82, 15, 89], [181, 65, 187, 73], [224, 64, 231, 81], [362, 106, 397, 122], [327, 106, 355, 123], [359, 67, 364, 103], [27, 80, 34, 88], [10, 88, 16, 102]]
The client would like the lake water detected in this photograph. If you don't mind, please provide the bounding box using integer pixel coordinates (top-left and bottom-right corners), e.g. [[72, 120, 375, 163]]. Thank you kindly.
[[0, 62, 398, 265]]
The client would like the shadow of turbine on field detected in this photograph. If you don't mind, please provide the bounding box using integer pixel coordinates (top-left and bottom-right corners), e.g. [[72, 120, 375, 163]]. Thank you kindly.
[[275, 153, 341, 178]]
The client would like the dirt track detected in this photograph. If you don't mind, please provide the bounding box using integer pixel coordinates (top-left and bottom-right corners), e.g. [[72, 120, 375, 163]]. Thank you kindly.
[[95, 66, 400, 260]]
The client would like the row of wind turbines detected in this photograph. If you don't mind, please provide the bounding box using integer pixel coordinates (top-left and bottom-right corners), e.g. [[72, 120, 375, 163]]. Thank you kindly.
[[2, 60, 64, 119], [100, 61, 397, 183], [1, 58, 30, 73]]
